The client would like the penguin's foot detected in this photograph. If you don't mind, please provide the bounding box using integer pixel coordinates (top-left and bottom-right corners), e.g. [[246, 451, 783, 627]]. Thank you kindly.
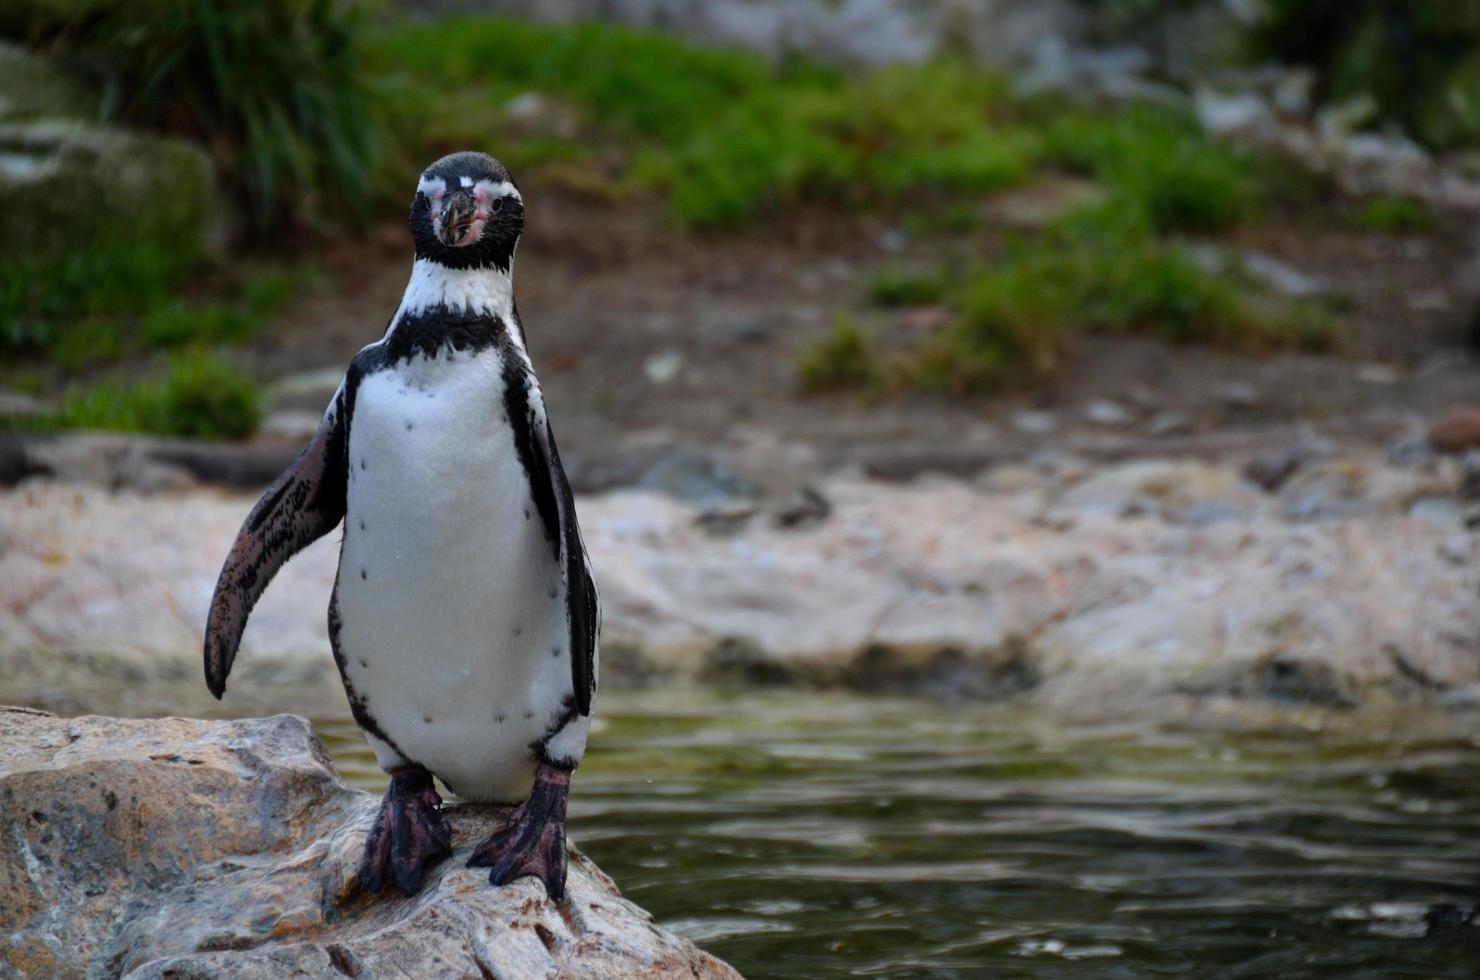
[[361, 765, 452, 897], [467, 762, 571, 901]]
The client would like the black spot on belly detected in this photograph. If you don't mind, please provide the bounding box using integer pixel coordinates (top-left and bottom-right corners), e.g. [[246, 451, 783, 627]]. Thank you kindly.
[[360, 459, 367, 471], [548, 586, 558, 599], [495, 713, 506, 723], [512, 626, 522, 637], [359, 659, 368, 668], [423, 715, 433, 724], [359, 519, 366, 531], [551, 645, 561, 659], [523, 711, 535, 720], [360, 568, 367, 581], [524, 509, 531, 521], [405, 421, 414, 431]]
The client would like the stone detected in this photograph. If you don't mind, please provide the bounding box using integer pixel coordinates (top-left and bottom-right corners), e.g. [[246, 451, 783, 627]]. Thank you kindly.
[[0, 41, 95, 121], [0, 119, 227, 262], [0, 708, 738, 979], [2, 456, 1477, 719], [1082, 399, 1133, 427], [1430, 405, 1480, 454]]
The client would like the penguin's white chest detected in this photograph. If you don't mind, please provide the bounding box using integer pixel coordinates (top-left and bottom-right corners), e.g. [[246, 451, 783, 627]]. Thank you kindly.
[[334, 349, 568, 802]]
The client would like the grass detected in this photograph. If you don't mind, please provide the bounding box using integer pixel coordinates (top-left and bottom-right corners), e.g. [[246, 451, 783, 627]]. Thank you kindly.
[[1, 238, 308, 370], [23, 351, 264, 440], [1351, 196, 1438, 234], [797, 316, 882, 391], [814, 201, 1339, 396], [28, 0, 381, 231], [368, 20, 1037, 228]]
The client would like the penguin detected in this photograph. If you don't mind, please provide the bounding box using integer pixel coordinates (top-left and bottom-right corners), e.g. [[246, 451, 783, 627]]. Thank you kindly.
[[203, 152, 599, 901]]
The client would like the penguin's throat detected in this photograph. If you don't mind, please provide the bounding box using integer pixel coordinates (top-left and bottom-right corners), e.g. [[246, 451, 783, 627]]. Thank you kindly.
[[393, 257, 514, 326]]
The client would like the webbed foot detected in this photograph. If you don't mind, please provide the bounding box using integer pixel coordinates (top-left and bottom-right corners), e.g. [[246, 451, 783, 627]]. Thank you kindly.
[[466, 762, 571, 901], [361, 765, 452, 896]]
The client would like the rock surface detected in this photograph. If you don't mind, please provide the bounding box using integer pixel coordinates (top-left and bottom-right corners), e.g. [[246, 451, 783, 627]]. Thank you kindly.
[[0, 41, 227, 262], [0, 708, 738, 979], [1, 451, 1475, 718]]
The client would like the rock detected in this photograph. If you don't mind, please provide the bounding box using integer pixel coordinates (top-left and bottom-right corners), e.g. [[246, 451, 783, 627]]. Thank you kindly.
[[1011, 410, 1058, 435], [0, 119, 227, 263], [1243, 447, 1313, 492], [0, 41, 95, 121], [1430, 405, 1480, 454], [2, 460, 1477, 718], [1054, 459, 1264, 525], [1196, 87, 1279, 141], [1082, 399, 1133, 427], [1460, 450, 1480, 501], [643, 350, 685, 385], [0, 708, 738, 979], [1240, 251, 1328, 298], [770, 485, 831, 529], [982, 175, 1104, 229]]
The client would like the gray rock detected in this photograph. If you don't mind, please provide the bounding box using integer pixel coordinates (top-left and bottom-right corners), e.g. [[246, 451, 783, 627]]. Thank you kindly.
[[0, 41, 95, 121], [0, 119, 227, 262], [0, 708, 739, 979]]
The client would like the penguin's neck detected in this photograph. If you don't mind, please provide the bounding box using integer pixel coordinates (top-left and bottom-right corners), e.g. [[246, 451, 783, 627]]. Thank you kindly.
[[389, 257, 515, 333]]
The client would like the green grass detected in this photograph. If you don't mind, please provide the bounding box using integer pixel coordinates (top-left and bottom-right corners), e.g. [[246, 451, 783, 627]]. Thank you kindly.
[[797, 316, 882, 391], [1351, 196, 1438, 234], [2, 241, 307, 369], [40, 352, 263, 440], [25, 0, 379, 231], [869, 268, 952, 307], [1040, 106, 1255, 235], [368, 20, 1037, 228], [807, 203, 1339, 396]]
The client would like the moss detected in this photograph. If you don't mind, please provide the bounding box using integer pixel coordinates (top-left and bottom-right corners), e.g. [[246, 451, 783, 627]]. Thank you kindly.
[[797, 315, 882, 392]]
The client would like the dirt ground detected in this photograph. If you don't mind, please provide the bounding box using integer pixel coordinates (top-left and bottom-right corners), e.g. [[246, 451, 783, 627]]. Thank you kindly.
[[247, 180, 1479, 495]]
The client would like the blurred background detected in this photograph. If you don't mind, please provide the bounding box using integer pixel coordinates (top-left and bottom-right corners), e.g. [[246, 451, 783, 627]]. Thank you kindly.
[[2, 1, 1479, 976]]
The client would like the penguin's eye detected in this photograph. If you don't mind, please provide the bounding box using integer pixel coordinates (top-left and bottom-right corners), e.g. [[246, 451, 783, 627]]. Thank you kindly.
[[491, 198, 505, 213]]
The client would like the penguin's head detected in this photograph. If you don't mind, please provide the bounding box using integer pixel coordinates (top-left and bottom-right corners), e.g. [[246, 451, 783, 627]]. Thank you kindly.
[[409, 152, 523, 272]]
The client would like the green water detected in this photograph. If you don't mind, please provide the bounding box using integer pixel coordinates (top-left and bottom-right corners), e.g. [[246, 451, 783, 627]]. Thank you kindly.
[[315, 687, 1480, 979]]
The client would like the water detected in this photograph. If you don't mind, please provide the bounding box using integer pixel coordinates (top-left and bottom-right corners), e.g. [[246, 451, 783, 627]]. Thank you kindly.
[[315, 687, 1480, 979]]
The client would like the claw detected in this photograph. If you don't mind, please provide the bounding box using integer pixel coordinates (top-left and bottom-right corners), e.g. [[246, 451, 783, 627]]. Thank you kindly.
[[467, 762, 571, 900], [361, 766, 452, 896]]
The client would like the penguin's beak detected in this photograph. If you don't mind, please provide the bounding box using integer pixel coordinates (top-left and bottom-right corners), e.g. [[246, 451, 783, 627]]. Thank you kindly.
[[437, 189, 477, 247]]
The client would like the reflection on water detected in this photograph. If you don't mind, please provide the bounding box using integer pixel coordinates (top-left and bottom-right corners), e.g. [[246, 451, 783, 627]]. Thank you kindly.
[[315, 687, 1480, 979]]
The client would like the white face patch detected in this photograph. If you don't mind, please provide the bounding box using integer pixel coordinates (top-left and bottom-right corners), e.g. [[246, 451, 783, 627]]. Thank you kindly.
[[459, 176, 473, 188], [473, 179, 521, 203]]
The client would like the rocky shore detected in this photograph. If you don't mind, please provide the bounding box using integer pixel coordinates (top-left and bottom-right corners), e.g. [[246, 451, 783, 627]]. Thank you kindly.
[[0, 707, 738, 978], [2, 441, 1476, 724]]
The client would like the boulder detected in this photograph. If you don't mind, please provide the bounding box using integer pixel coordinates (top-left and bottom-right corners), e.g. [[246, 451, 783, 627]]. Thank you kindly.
[[0, 40, 95, 121], [1430, 405, 1480, 454], [0, 118, 227, 262], [0, 708, 739, 979]]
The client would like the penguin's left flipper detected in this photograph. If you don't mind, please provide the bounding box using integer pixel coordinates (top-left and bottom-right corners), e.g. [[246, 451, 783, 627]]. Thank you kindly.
[[204, 396, 348, 699], [527, 411, 597, 717], [467, 762, 571, 901]]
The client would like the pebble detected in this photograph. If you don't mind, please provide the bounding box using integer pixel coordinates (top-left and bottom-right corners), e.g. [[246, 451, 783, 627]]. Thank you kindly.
[[1430, 405, 1480, 454]]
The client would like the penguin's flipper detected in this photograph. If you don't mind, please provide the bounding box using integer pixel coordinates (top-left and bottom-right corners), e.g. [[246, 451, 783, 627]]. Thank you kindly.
[[530, 412, 597, 717], [203, 396, 348, 699]]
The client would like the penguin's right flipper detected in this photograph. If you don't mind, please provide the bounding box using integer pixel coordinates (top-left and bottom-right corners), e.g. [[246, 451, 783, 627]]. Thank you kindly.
[[203, 394, 348, 699]]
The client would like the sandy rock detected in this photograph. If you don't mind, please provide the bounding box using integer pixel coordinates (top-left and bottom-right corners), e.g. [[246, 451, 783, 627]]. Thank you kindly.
[[0, 708, 738, 979], [0, 454, 1476, 718], [1430, 405, 1480, 454]]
